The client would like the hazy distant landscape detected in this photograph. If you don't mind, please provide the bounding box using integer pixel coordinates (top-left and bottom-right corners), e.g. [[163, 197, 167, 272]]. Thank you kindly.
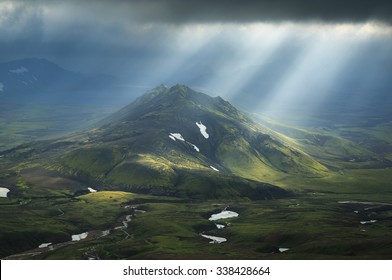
[[1, 0, 392, 259]]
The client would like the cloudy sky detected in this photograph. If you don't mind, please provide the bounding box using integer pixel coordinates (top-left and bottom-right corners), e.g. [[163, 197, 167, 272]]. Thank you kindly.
[[1, 0, 392, 118]]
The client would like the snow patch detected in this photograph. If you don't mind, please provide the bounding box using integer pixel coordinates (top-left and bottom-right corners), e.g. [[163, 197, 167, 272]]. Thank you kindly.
[[0, 82, 4, 91], [209, 210, 239, 221], [169, 132, 200, 152], [0, 187, 10, 198], [279, 248, 290, 252], [210, 166, 219, 172], [200, 234, 227, 244], [169, 133, 185, 141], [191, 143, 200, 152], [88, 187, 97, 193], [196, 121, 209, 139], [10, 66, 28, 74], [216, 224, 225, 229], [38, 243, 52, 249], [72, 232, 88, 241], [360, 220, 377, 225]]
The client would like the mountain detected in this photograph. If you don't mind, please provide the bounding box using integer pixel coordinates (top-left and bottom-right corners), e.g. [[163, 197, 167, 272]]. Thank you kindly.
[[1, 84, 333, 200], [96, 84, 329, 179], [0, 58, 82, 96], [0, 58, 132, 151], [0, 58, 121, 102]]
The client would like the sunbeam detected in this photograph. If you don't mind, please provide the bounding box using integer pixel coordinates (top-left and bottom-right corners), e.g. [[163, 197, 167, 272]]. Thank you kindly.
[[203, 23, 288, 99], [134, 24, 222, 88]]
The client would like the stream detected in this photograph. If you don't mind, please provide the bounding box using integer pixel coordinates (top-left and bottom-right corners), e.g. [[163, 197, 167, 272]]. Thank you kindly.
[[3, 204, 145, 260]]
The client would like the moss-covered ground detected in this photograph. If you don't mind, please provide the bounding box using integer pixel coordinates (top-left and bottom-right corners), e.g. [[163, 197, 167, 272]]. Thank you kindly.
[[1, 174, 391, 260]]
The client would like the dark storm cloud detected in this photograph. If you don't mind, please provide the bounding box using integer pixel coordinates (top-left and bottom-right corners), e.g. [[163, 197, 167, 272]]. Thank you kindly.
[[1, 0, 391, 75], [8, 0, 392, 24], [53, 0, 392, 24], [145, 0, 392, 24], [0, 1, 176, 72]]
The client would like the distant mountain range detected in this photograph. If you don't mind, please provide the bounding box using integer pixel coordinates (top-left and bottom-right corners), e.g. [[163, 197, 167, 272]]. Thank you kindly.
[[0, 57, 119, 92], [0, 58, 125, 104]]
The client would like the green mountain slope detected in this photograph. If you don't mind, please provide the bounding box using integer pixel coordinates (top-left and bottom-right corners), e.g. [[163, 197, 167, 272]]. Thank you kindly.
[[54, 85, 328, 195], [1, 85, 331, 199]]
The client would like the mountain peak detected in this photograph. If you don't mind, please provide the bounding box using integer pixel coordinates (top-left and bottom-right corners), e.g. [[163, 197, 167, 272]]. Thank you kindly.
[[101, 84, 238, 126], [142, 84, 222, 105], [154, 84, 200, 99], [169, 84, 190, 93]]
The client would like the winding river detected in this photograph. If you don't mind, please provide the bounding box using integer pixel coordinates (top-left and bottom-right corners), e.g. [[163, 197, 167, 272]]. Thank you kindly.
[[3, 204, 145, 260]]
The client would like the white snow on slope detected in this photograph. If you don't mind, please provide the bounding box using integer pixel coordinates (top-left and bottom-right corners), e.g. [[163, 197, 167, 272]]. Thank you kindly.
[[72, 232, 88, 241], [279, 248, 290, 252], [10, 66, 28, 74], [38, 243, 52, 249], [169, 133, 185, 141], [196, 122, 209, 139], [169, 132, 200, 152], [209, 210, 238, 221], [190, 143, 200, 152], [360, 220, 377, 224], [0, 187, 10, 198], [0, 82, 4, 92], [88, 187, 97, 193], [210, 166, 219, 172], [200, 234, 227, 244]]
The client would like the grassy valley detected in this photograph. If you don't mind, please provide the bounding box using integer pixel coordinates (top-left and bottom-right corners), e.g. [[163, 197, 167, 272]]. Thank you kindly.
[[2, 188, 392, 259]]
